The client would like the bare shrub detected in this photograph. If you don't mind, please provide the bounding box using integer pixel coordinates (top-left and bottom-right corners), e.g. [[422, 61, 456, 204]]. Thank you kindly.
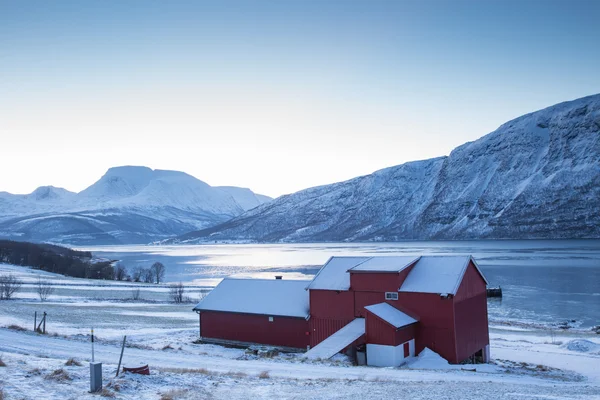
[[100, 388, 116, 398], [169, 282, 185, 303], [0, 274, 22, 300], [131, 288, 141, 300], [160, 389, 189, 400], [0, 356, 6, 367], [258, 370, 270, 379], [7, 324, 26, 331], [37, 277, 55, 301], [150, 262, 166, 284], [45, 368, 71, 381], [65, 358, 82, 366]]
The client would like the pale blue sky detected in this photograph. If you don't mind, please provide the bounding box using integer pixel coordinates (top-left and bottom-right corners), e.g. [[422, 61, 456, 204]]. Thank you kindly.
[[1, 0, 599, 197]]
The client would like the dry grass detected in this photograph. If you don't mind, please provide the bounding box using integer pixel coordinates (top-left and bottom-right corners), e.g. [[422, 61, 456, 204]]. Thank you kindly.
[[160, 389, 189, 400], [0, 387, 5, 400], [28, 367, 42, 376], [0, 356, 5, 367], [226, 371, 247, 378], [159, 367, 211, 375], [6, 324, 27, 331], [162, 344, 174, 350], [65, 357, 82, 366], [45, 368, 72, 382], [100, 388, 116, 398], [258, 370, 270, 379]]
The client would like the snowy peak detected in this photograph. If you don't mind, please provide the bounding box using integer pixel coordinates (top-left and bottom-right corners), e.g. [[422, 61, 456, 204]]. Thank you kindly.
[[79, 166, 155, 199], [0, 166, 272, 244], [27, 186, 75, 202]]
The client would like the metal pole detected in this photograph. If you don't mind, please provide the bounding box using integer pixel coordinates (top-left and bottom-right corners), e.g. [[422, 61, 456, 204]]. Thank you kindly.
[[91, 328, 95, 363], [116, 335, 127, 377], [34, 312, 37, 332]]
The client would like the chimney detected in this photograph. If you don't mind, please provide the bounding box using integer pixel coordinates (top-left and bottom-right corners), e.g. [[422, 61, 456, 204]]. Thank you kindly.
[[275, 275, 283, 280]]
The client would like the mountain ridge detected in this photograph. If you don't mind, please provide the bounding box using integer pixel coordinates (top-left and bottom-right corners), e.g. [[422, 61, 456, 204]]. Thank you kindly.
[[171, 93, 600, 243], [0, 166, 272, 244]]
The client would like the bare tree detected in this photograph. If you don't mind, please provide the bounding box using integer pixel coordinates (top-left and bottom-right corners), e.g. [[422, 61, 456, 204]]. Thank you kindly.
[[0, 274, 22, 300], [150, 262, 166, 284], [169, 282, 185, 303], [36, 276, 54, 301], [114, 263, 128, 281], [143, 268, 154, 284], [131, 266, 144, 282]]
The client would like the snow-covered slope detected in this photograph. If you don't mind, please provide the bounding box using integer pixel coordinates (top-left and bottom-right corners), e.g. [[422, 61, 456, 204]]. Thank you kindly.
[[174, 94, 600, 243], [0, 167, 271, 244]]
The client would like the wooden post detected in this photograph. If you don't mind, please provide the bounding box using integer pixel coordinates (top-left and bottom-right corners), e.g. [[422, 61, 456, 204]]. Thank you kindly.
[[43, 312, 47, 334], [116, 335, 127, 377], [34, 311, 37, 332]]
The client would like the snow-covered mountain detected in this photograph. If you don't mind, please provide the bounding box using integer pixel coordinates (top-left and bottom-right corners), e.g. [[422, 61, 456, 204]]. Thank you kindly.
[[172, 94, 600, 243], [0, 167, 271, 244]]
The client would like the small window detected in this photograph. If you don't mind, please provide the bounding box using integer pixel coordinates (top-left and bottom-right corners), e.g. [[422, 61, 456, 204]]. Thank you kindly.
[[268, 316, 274, 322], [385, 292, 398, 300]]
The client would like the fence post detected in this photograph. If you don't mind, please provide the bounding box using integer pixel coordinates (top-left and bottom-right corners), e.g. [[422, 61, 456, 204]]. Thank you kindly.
[[116, 335, 127, 377], [34, 311, 37, 332], [43, 312, 47, 334]]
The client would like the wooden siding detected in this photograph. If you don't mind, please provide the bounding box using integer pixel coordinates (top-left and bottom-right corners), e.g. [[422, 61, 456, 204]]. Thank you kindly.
[[454, 292, 490, 362], [308, 317, 355, 348], [454, 261, 487, 302], [309, 289, 355, 319], [366, 311, 416, 346], [200, 311, 309, 349]]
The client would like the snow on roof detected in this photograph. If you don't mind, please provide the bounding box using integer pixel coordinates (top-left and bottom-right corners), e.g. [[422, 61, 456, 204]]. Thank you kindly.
[[306, 257, 371, 291], [193, 278, 310, 318], [349, 256, 420, 273], [399, 255, 483, 295], [364, 303, 418, 328]]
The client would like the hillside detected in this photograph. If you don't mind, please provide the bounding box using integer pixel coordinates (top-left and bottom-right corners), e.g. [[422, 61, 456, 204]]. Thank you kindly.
[[172, 94, 600, 243]]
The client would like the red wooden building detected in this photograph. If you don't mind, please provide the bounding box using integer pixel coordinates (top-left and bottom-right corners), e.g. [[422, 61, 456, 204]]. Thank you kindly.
[[193, 255, 490, 366]]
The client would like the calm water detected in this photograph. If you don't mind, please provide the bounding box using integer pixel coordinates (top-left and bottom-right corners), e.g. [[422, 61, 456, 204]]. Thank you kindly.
[[83, 240, 600, 329]]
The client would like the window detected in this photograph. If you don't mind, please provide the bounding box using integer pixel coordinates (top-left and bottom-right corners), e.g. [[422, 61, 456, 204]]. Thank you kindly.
[[385, 292, 398, 300], [268, 316, 274, 322]]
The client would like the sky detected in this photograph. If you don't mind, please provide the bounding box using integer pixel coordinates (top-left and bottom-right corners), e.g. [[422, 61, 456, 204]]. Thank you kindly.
[[1, 0, 599, 198]]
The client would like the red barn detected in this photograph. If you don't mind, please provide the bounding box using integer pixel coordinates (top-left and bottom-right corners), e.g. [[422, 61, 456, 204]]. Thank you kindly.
[[193, 255, 490, 366]]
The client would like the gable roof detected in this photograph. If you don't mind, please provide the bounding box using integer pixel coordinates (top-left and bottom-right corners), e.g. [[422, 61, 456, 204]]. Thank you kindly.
[[349, 256, 420, 273], [365, 303, 418, 328], [193, 278, 310, 318], [399, 255, 487, 295], [306, 256, 370, 291]]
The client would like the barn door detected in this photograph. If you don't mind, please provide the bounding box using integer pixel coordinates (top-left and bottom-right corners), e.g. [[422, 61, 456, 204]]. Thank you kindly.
[[403, 342, 409, 358]]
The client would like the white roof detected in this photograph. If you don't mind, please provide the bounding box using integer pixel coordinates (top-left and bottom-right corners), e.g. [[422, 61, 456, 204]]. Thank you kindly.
[[399, 255, 486, 295], [303, 318, 365, 360], [193, 278, 310, 318], [306, 257, 370, 291], [349, 256, 420, 273], [364, 303, 418, 328]]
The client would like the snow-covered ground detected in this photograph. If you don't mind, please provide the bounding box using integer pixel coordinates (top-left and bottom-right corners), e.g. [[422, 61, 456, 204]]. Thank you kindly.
[[1, 264, 600, 399]]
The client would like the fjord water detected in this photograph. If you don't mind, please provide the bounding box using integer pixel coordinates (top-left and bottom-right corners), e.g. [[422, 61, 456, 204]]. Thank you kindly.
[[86, 240, 600, 329]]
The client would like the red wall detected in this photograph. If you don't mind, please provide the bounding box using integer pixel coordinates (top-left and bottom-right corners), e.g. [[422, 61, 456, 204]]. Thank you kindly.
[[454, 261, 486, 302], [395, 292, 457, 362], [354, 291, 386, 318], [453, 262, 489, 362], [366, 312, 416, 346], [309, 290, 355, 347], [310, 290, 354, 319], [350, 272, 402, 292], [200, 311, 309, 349]]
